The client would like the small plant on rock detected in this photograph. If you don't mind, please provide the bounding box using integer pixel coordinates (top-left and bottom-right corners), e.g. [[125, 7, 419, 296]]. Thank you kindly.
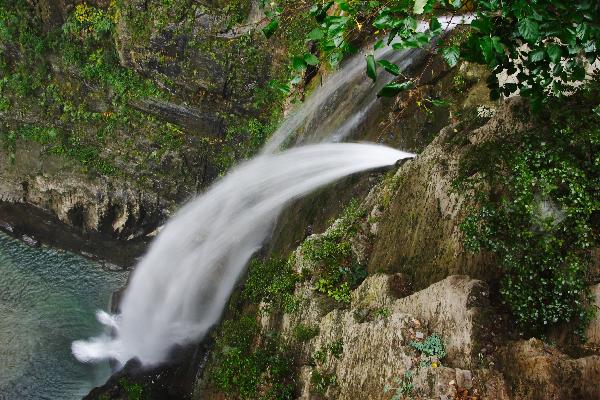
[[410, 334, 446, 368], [384, 370, 414, 400]]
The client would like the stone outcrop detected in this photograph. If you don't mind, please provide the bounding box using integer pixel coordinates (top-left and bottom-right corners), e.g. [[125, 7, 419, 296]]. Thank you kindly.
[[270, 274, 494, 399], [0, 140, 167, 240], [368, 98, 534, 290], [499, 339, 600, 400]]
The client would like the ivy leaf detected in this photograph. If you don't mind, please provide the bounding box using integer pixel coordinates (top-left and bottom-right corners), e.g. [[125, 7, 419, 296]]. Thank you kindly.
[[480, 37, 493, 63], [292, 56, 307, 71], [471, 16, 492, 34], [429, 17, 442, 34], [366, 54, 377, 81], [518, 19, 540, 43], [306, 28, 324, 41], [377, 80, 413, 97], [442, 45, 460, 67], [546, 44, 562, 64], [262, 18, 279, 38], [377, 60, 400, 75], [528, 49, 545, 62]]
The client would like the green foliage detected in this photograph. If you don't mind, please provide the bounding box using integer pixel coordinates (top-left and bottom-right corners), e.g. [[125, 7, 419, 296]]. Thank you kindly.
[[263, 0, 600, 107], [328, 339, 344, 358], [0, 1, 171, 175], [242, 255, 300, 313], [410, 334, 446, 359], [292, 324, 320, 342], [312, 338, 344, 365], [457, 87, 600, 335], [384, 370, 414, 400], [119, 378, 143, 400], [301, 199, 368, 303], [375, 307, 392, 320], [211, 317, 297, 400], [310, 370, 337, 395]]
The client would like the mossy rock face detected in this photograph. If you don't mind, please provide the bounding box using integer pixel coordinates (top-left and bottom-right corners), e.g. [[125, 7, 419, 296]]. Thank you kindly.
[[0, 0, 309, 245], [112, 0, 273, 113], [368, 98, 533, 291]]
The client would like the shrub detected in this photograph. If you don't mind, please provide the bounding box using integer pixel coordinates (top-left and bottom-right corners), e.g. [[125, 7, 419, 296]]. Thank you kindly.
[[457, 84, 600, 335]]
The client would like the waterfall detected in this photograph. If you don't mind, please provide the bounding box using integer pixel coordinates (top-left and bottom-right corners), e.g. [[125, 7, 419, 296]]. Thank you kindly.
[[73, 13, 472, 367], [73, 143, 412, 366]]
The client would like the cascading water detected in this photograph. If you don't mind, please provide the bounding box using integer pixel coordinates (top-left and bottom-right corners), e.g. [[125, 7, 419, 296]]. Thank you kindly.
[[73, 13, 471, 368], [263, 14, 473, 153], [73, 143, 413, 366]]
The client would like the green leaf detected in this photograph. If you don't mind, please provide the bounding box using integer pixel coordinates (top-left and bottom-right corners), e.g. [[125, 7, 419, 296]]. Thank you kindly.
[[442, 45, 460, 67], [366, 54, 377, 81], [303, 53, 319, 66], [471, 16, 492, 34], [269, 79, 290, 94], [290, 75, 302, 85], [306, 28, 324, 41], [518, 19, 540, 43], [377, 59, 400, 75], [546, 44, 562, 63], [377, 80, 413, 97], [262, 18, 279, 38], [335, 0, 351, 11], [374, 39, 385, 50], [292, 56, 307, 71], [429, 17, 442, 34], [528, 49, 545, 62], [413, 0, 427, 14], [479, 36, 494, 64]]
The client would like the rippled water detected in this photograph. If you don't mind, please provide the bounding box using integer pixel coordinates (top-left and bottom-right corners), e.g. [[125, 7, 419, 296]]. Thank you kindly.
[[0, 232, 127, 400]]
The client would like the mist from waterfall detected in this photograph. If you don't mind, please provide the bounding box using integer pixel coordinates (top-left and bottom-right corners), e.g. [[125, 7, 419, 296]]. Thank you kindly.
[[73, 143, 412, 365]]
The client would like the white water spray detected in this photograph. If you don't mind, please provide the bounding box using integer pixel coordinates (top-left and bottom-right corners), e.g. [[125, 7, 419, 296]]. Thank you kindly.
[[73, 143, 412, 366]]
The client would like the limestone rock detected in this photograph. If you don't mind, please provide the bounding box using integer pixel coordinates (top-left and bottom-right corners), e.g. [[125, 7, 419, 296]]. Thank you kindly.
[[499, 339, 600, 400]]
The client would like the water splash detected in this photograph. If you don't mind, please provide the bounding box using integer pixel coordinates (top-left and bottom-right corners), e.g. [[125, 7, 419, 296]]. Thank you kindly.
[[73, 143, 413, 366]]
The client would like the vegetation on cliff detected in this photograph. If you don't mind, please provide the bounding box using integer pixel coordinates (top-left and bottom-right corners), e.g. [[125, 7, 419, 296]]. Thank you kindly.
[[458, 84, 600, 336]]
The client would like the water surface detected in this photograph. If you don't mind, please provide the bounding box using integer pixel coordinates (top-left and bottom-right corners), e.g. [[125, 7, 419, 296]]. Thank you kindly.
[[0, 232, 126, 400]]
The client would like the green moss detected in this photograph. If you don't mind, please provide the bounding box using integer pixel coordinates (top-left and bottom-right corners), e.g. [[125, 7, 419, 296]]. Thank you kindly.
[[292, 324, 320, 342], [300, 199, 368, 303], [242, 255, 300, 314], [209, 316, 298, 399], [310, 370, 337, 395], [119, 378, 144, 400]]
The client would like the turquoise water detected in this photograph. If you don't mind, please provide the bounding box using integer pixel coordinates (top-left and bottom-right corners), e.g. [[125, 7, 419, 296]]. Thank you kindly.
[[0, 232, 127, 400]]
